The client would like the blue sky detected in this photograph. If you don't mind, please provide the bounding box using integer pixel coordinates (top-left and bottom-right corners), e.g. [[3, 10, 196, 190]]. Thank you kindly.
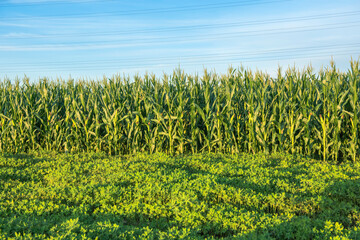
[[1, 0, 360, 81]]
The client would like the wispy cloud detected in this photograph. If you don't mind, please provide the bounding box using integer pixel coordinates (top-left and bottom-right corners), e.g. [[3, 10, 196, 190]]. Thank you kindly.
[[7, 0, 101, 3], [1, 0, 359, 80], [1, 32, 43, 37], [0, 22, 33, 27], [0, 43, 158, 51]]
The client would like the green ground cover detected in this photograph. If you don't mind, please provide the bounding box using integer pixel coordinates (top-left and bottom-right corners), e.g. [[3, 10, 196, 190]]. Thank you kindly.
[[0, 152, 359, 239]]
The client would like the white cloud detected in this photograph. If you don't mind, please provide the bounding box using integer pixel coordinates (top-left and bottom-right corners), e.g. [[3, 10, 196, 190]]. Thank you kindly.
[[1, 32, 43, 37], [0, 22, 33, 27], [7, 0, 101, 3]]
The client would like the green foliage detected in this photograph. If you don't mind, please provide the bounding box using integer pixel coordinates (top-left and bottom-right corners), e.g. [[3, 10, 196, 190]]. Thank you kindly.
[[0, 152, 359, 239], [0, 61, 359, 161]]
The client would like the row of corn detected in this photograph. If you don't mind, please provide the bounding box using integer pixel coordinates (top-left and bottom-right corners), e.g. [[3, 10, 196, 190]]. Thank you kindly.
[[0, 61, 359, 161]]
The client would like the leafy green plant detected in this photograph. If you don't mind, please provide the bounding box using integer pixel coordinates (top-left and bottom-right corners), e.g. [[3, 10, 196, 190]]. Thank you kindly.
[[0, 61, 359, 161], [1, 152, 359, 239]]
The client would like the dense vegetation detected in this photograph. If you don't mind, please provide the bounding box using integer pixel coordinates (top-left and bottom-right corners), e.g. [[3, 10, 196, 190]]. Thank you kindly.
[[1, 61, 359, 161], [0, 152, 359, 239]]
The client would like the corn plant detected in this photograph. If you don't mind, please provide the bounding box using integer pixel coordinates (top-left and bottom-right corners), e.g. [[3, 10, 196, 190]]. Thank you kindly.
[[346, 60, 360, 162], [0, 60, 359, 161]]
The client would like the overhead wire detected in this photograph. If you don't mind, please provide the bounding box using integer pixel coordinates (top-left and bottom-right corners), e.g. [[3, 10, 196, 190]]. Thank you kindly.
[[1, 0, 358, 75], [2, 51, 358, 73], [0, 0, 118, 7], [2, 21, 359, 50], [0, 0, 293, 20], [2, 10, 359, 39], [3, 43, 359, 67], [2, 44, 359, 71]]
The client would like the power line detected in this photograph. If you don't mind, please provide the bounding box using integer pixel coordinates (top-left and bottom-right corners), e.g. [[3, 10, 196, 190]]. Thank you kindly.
[[0, 0, 117, 7], [2, 44, 359, 70], [2, 21, 359, 50], [3, 10, 359, 39], [4, 43, 360, 66], [0, 0, 292, 20], [2, 51, 358, 73]]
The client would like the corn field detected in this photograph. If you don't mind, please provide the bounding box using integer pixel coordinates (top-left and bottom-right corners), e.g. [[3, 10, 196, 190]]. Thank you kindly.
[[0, 61, 359, 161]]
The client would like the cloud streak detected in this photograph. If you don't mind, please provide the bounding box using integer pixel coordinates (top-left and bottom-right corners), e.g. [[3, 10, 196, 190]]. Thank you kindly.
[[1, 0, 359, 80], [6, 0, 102, 3]]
